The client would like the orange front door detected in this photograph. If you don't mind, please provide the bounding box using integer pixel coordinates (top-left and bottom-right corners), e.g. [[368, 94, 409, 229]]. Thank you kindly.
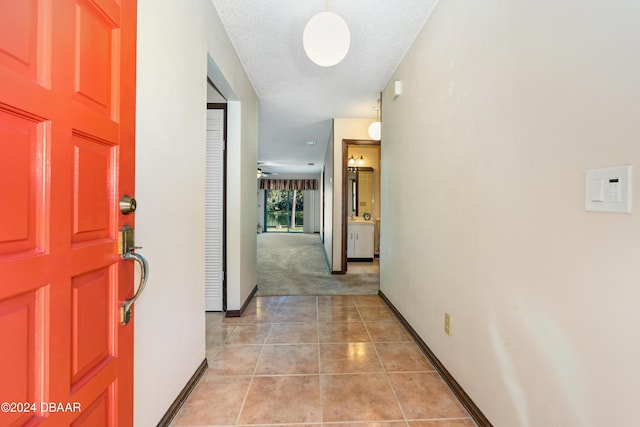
[[0, 0, 137, 425]]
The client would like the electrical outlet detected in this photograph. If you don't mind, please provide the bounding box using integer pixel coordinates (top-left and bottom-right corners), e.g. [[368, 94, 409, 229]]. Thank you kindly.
[[444, 313, 451, 335]]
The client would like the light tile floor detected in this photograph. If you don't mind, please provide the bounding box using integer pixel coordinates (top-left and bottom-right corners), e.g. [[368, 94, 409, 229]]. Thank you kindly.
[[346, 259, 380, 275], [171, 295, 477, 427]]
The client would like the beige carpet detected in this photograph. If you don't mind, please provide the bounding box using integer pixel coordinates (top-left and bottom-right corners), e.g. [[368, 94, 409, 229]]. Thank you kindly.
[[256, 233, 379, 296]]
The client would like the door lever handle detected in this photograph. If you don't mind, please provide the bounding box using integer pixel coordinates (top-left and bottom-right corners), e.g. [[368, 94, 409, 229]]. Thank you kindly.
[[121, 251, 149, 325]]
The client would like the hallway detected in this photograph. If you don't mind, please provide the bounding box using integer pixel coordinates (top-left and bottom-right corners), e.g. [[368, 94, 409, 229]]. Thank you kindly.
[[170, 295, 476, 426], [256, 233, 379, 295]]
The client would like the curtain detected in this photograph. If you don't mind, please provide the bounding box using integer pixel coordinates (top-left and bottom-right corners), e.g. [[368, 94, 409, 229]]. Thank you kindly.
[[259, 179, 318, 191]]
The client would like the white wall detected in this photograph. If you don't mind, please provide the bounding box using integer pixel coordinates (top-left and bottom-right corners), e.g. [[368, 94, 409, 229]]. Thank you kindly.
[[323, 126, 334, 268], [306, 189, 321, 233], [135, 0, 258, 425], [380, 0, 640, 426], [224, 99, 259, 311]]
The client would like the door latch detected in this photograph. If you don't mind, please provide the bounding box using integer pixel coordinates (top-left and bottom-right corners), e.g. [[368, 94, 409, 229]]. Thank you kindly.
[[118, 224, 141, 255]]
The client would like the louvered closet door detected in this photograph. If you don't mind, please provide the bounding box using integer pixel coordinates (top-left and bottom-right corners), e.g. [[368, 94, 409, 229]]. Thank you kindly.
[[205, 109, 224, 311]]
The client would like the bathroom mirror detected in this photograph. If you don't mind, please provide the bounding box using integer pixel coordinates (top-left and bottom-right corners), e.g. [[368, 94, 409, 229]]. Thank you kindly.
[[347, 167, 374, 218]]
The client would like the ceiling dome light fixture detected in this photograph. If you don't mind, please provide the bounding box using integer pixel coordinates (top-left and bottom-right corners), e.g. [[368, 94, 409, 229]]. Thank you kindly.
[[303, 9, 350, 67], [368, 104, 381, 140], [368, 121, 381, 140]]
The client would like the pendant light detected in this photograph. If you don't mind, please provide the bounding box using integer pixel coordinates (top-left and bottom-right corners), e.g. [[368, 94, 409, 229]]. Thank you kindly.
[[303, 2, 350, 67], [368, 104, 381, 140]]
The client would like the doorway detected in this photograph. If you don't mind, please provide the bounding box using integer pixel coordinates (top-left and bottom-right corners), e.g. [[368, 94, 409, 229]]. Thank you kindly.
[[341, 140, 381, 273], [205, 99, 227, 311], [264, 189, 304, 233]]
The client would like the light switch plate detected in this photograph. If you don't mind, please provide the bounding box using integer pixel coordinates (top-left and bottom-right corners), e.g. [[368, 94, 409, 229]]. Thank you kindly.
[[585, 165, 632, 213]]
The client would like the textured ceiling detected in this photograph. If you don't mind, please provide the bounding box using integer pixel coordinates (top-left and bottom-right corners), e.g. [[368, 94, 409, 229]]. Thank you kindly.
[[212, 0, 439, 175]]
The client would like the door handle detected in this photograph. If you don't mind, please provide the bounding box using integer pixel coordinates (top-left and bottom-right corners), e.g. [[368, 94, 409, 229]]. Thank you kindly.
[[118, 225, 149, 325], [121, 251, 149, 325]]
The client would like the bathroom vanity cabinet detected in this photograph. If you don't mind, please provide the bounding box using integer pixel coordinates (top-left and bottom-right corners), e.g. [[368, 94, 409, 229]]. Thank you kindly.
[[347, 221, 374, 260]]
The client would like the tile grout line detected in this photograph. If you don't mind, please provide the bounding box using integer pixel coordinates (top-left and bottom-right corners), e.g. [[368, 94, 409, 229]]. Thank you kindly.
[[316, 296, 324, 425], [201, 296, 473, 427], [377, 301, 478, 426], [233, 321, 271, 426], [356, 299, 411, 427]]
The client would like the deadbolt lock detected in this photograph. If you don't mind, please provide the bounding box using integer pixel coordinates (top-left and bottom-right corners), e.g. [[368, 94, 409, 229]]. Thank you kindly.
[[120, 195, 137, 215]]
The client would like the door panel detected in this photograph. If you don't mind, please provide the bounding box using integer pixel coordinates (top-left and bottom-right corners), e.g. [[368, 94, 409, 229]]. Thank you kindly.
[[0, 0, 40, 82], [205, 108, 224, 311], [0, 0, 137, 425], [70, 267, 112, 385], [0, 109, 45, 256], [71, 133, 115, 242], [0, 290, 42, 427], [73, 0, 117, 117]]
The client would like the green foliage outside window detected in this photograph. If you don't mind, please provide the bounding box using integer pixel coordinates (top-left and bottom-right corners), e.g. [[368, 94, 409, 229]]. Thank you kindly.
[[265, 190, 304, 232], [266, 190, 303, 212]]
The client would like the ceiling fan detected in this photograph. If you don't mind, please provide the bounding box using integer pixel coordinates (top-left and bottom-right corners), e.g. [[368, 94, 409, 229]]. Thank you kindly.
[[257, 161, 283, 178], [256, 167, 277, 178]]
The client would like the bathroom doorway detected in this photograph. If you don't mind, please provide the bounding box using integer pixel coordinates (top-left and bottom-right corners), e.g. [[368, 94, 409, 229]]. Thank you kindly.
[[341, 140, 381, 273]]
